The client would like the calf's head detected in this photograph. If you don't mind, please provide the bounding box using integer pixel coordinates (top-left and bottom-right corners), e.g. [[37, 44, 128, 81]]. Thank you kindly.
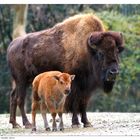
[[88, 31, 124, 93], [54, 73, 75, 95]]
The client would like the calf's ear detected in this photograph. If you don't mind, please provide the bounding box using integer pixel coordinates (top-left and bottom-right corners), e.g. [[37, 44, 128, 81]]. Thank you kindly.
[[53, 75, 60, 81], [71, 75, 75, 80]]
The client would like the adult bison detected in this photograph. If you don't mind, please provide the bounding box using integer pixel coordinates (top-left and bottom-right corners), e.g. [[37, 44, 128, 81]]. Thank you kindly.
[[7, 14, 124, 128]]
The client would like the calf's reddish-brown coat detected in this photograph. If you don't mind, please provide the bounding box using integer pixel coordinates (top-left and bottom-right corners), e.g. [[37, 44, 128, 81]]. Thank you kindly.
[[31, 71, 75, 131]]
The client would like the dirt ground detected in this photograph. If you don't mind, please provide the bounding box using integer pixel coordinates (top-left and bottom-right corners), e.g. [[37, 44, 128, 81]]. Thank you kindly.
[[0, 112, 140, 136]]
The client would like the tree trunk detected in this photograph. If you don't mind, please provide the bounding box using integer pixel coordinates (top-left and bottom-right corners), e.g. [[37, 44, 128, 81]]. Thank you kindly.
[[12, 5, 28, 39]]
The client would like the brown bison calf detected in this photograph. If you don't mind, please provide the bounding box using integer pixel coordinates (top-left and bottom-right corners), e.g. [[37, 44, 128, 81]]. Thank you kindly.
[[31, 71, 75, 131]]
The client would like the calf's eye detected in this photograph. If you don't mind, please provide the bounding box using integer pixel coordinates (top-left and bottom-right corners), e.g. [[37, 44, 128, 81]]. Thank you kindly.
[[60, 80, 64, 84]]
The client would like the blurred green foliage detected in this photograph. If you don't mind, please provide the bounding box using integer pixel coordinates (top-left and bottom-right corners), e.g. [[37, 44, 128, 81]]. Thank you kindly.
[[0, 4, 140, 113]]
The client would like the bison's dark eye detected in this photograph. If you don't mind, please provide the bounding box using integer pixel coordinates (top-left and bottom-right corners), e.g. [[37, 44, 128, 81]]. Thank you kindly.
[[118, 46, 124, 53], [96, 52, 104, 61]]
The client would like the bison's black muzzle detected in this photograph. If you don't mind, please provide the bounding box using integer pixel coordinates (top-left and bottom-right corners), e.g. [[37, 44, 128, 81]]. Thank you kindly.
[[106, 68, 119, 82]]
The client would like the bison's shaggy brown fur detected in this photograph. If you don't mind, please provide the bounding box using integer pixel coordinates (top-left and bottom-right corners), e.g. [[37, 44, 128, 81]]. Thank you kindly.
[[7, 14, 124, 128]]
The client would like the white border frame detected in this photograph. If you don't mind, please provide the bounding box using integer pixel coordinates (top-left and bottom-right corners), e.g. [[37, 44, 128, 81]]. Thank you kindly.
[[1, 0, 140, 4]]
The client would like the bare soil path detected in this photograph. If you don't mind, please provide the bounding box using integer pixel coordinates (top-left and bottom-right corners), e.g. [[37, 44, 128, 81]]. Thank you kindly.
[[0, 113, 140, 136]]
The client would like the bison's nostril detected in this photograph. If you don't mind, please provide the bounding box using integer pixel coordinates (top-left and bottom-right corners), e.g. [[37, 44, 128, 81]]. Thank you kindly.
[[105, 68, 119, 82], [109, 68, 119, 75]]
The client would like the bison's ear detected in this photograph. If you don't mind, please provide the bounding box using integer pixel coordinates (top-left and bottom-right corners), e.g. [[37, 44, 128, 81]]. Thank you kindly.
[[71, 75, 75, 81], [88, 32, 104, 50]]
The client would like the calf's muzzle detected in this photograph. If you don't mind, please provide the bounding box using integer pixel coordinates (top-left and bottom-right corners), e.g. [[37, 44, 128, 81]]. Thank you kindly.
[[64, 89, 71, 95]]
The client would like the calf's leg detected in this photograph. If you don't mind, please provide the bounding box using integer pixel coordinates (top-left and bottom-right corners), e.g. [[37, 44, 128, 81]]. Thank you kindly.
[[31, 100, 39, 131], [40, 102, 50, 131], [51, 113, 57, 131], [58, 112, 64, 131]]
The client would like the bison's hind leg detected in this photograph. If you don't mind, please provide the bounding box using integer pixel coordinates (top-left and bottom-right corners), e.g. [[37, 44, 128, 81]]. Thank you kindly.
[[16, 81, 32, 128], [9, 84, 21, 128]]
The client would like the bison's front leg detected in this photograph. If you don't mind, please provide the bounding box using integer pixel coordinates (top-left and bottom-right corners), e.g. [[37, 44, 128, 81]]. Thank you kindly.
[[72, 112, 81, 128], [80, 99, 92, 127], [81, 111, 92, 127]]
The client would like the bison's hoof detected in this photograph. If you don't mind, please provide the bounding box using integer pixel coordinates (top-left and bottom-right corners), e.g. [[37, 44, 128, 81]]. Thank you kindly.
[[83, 122, 92, 127], [71, 124, 81, 128], [25, 123, 32, 129], [45, 127, 51, 131], [32, 128, 36, 132], [13, 123, 21, 128]]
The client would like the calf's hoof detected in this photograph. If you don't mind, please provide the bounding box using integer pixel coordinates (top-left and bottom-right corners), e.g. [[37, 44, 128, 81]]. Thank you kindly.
[[52, 128, 57, 131], [50, 118, 59, 122], [45, 127, 51, 131], [32, 128, 36, 132]]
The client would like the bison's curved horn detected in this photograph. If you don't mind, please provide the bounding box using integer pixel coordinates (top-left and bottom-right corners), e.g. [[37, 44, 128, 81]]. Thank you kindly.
[[120, 32, 123, 39], [88, 32, 104, 49], [104, 31, 124, 45]]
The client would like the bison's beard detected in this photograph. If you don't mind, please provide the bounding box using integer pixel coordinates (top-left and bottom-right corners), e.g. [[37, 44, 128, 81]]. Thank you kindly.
[[101, 70, 115, 93], [103, 81, 115, 93]]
